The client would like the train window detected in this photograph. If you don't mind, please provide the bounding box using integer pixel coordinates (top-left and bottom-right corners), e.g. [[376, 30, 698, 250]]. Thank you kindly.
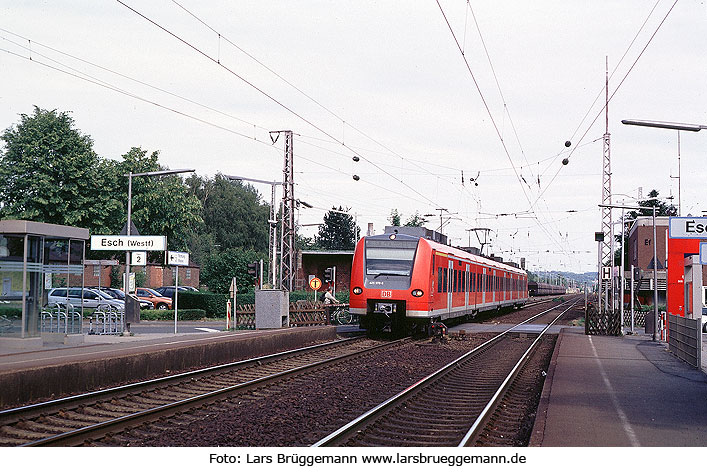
[[443, 269, 447, 292], [438, 268, 442, 293], [365, 240, 418, 277]]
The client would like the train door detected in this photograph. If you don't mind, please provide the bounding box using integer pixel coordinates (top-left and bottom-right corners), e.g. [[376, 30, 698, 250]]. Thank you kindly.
[[447, 260, 453, 314], [464, 263, 470, 310], [492, 269, 496, 303], [482, 267, 487, 304]]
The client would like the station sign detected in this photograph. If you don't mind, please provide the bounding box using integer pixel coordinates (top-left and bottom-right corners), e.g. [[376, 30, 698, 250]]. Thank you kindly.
[[669, 217, 707, 239], [91, 235, 166, 251], [167, 251, 189, 266]]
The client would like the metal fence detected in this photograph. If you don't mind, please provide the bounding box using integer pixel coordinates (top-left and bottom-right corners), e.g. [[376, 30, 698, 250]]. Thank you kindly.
[[668, 313, 701, 368]]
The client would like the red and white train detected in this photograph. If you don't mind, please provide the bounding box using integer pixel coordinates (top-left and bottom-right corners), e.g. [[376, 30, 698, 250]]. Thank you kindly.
[[349, 232, 528, 334]]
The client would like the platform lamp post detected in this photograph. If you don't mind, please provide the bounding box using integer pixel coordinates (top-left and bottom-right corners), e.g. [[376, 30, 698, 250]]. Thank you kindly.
[[600, 203, 658, 341], [124, 169, 194, 307], [622, 119, 707, 216]]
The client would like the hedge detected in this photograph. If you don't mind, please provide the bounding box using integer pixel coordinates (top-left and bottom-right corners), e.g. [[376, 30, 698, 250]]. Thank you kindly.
[[140, 309, 207, 321], [0, 307, 21, 318]]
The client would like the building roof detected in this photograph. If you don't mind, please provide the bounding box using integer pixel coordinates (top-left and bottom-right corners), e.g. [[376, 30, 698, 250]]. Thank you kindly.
[[628, 216, 670, 237], [0, 220, 90, 240], [301, 250, 354, 255]]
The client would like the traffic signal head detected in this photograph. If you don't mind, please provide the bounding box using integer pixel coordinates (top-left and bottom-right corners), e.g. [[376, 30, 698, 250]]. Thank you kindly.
[[324, 267, 332, 282], [247, 262, 258, 277]]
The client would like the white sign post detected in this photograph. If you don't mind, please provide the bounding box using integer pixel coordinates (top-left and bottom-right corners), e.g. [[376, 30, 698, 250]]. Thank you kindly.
[[167, 251, 190, 334], [131, 251, 147, 266]]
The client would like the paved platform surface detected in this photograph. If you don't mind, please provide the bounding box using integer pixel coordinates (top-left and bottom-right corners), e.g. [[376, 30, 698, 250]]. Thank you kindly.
[[531, 326, 707, 447]]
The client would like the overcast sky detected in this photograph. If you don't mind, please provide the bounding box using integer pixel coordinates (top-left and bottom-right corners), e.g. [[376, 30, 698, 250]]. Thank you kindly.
[[1, 1, 706, 274]]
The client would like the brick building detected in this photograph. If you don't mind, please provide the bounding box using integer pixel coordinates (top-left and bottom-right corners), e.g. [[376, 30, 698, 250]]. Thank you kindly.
[[83, 262, 200, 290]]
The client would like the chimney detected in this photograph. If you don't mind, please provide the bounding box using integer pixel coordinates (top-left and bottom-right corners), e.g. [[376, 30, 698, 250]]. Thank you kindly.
[[367, 223, 374, 236]]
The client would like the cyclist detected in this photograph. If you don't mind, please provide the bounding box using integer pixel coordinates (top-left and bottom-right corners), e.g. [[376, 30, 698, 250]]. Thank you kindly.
[[323, 286, 339, 305]]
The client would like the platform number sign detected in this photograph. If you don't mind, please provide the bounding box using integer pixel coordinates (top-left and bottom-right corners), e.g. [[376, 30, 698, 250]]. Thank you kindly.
[[131, 251, 147, 266]]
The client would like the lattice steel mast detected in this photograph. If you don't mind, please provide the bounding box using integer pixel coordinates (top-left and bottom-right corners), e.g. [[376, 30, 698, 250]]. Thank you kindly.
[[600, 58, 612, 311], [274, 130, 295, 292]]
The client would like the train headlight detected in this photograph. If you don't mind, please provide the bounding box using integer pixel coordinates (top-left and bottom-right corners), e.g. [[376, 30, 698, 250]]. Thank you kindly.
[[353, 287, 363, 295], [411, 289, 424, 297]]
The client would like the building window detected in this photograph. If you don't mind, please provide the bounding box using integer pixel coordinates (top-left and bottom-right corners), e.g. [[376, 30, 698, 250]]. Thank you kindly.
[[186, 268, 191, 279], [93, 265, 100, 277]]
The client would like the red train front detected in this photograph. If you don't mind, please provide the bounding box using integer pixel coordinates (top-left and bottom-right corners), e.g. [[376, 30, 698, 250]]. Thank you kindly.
[[349, 232, 528, 334]]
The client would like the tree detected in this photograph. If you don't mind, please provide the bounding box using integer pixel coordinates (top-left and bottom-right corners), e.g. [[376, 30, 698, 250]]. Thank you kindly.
[[388, 209, 401, 226], [115, 147, 203, 252], [0, 107, 122, 230], [404, 211, 428, 227], [186, 173, 269, 254], [200, 247, 265, 293], [388, 208, 428, 227], [614, 189, 676, 268], [316, 207, 360, 250]]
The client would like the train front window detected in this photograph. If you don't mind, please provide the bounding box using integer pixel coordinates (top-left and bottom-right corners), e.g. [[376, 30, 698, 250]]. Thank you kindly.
[[365, 242, 417, 277]]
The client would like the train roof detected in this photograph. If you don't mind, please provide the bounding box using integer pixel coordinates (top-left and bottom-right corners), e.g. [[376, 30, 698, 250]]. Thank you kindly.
[[363, 233, 527, 275]]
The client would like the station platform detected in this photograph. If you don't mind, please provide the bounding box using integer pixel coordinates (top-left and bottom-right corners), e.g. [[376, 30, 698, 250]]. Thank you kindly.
[[0, 323, 338, 408], [530, 326, 707, 446]]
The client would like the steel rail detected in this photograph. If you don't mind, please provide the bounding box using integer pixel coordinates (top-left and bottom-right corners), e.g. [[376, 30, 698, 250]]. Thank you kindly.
[[20, 337, 410, 446], [457, 299, 578, 446], [0, 335, 365, 421], [312, 298, 577, 447]]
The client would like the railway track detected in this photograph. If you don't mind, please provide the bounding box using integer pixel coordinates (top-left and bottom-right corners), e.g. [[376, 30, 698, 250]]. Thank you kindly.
[[0, 336, 407, 446], [314, 297, 579, 447]]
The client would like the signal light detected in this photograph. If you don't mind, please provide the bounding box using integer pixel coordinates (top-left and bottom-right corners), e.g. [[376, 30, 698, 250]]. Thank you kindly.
[[247, 262, 258, 277], [411, 289, 424, 297], [353, 287, 362, 295], [324, 267, 334, 282]]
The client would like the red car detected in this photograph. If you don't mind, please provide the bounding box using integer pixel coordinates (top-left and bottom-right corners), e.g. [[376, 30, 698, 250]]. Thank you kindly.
[[135, 287, 172, 310]]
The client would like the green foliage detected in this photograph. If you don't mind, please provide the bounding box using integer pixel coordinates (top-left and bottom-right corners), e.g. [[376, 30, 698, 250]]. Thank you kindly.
[[389, 209, 427, 227], [135, 269, 147, 287], [186, 173, 269, 255], [0, 307, 22, 318], [179, 291, 228, 318], [117, 148, 203, 252], [110, 266, 122, 288], [389, 209, 402, 226], [404, 211, 427, 227], [316, 206, 359, 250], [200, 247, 265, 294], [0, 107, 122, 230], [140, 309, 207, 321]]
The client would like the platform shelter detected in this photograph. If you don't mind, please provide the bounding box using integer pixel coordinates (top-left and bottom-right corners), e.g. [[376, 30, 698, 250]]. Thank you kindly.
[[0, 220, 89, 348]]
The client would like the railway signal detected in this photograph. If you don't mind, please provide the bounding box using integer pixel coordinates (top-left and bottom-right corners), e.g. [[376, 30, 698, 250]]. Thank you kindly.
[[324, 267, 335, 283]]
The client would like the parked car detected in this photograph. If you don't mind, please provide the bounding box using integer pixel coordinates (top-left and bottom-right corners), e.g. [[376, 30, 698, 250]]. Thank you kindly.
[[48, 287, 124, 309], [154, 286, 199, 300], [87, 287, 154, 310], [702, 307, 707, 332], [135, 287, 172, 310]]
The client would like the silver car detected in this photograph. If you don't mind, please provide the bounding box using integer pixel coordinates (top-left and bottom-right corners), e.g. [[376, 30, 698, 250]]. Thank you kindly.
[[48, 287, 125, 309]]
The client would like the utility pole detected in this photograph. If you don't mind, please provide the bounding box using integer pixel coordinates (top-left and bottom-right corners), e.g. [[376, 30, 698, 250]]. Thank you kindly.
[[600, 57, 612, 312], [271, 130, 296, 292]]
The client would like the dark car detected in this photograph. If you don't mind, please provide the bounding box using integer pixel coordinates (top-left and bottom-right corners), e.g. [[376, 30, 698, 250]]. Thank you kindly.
[[155, 286, 198, 300], [87, 287, 154, 310]]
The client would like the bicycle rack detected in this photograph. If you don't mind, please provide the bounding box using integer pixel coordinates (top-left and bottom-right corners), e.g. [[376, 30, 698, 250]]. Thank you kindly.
[[88, 304, 124, 335]]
